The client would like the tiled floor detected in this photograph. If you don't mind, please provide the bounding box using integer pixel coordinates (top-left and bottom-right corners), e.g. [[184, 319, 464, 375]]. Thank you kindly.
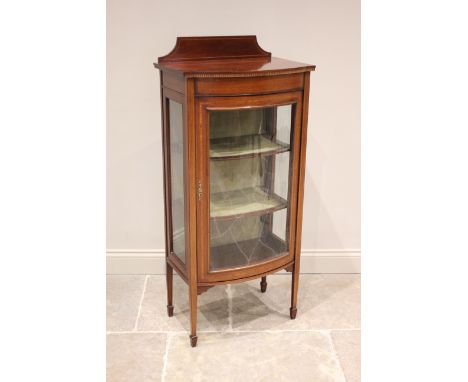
[[107, 274, 360, 382]]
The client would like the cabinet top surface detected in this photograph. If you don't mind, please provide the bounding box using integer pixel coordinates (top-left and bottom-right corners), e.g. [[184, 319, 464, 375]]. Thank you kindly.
[[154, 36, 315, 78]]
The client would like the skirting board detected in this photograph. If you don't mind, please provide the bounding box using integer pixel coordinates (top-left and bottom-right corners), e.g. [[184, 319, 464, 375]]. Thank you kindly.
[[106, 250, 360, 275]]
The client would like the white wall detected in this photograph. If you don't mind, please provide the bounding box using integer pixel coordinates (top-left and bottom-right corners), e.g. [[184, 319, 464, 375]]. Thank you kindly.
[[107, 0, 360, 273]]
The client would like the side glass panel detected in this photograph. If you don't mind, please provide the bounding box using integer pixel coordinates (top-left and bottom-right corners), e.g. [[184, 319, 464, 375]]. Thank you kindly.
[[209, 105, 293, 271], [168, 99, 186, 264]]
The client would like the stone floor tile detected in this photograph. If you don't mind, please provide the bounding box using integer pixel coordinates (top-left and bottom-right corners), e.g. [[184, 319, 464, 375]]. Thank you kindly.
[[165, 331, 346, 382], [230, 275, 360, 331], [137, 275, 230, 332], [107, 275, 146, 331], [106, 333, 166, 382], [331, 330, 361, 382]]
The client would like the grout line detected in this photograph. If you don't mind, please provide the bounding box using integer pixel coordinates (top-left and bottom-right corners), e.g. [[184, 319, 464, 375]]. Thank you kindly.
[[227, 284, 233, 332], [132, 275, 149, 332], [325, 330, 348, 382], [161, 332, 172, 382], [106, 328, 360, 335]]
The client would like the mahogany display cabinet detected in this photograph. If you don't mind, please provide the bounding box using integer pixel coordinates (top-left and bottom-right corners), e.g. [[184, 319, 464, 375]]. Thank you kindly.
[[154, 36, 315, 347]]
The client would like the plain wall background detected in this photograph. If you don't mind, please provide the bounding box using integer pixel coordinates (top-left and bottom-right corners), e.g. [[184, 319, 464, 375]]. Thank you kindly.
[[107, 0, 360, 256]]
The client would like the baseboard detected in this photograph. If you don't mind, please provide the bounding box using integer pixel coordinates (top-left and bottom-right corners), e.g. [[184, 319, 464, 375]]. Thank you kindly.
[[106, 249, 360, 275]]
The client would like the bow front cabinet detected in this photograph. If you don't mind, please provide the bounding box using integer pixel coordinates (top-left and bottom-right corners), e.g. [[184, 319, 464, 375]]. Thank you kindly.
[[154, 36, 315, 347]]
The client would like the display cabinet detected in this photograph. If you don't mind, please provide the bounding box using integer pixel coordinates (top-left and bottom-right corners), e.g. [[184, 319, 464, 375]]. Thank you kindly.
[[154, 36, 315, 347]]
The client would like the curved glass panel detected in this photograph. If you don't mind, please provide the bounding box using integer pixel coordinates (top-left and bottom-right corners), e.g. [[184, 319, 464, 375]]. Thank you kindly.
[[209, 105, 293, 271]]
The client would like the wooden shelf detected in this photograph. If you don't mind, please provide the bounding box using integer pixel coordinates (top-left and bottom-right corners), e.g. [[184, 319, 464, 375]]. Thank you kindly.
[[210, 187, 287, 220], [210, 234, 288, 271], [210, 135, 289, 160]]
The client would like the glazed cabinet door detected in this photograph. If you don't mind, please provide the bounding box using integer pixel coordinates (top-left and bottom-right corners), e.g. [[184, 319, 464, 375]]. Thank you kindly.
[[196, 92, 303, 283]]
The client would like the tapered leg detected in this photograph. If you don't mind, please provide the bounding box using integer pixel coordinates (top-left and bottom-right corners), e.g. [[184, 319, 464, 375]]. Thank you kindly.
[[166, 262, 174, 317], [290, 263, 299, 319], [260, 276, 267, 293], [189, 283, 198, 347]]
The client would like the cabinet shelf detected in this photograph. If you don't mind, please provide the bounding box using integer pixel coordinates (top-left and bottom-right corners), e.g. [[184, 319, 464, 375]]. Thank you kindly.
[[210, 134, 289, 160], [210, 233, 288, 271], [210, 187, 287, 220]]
